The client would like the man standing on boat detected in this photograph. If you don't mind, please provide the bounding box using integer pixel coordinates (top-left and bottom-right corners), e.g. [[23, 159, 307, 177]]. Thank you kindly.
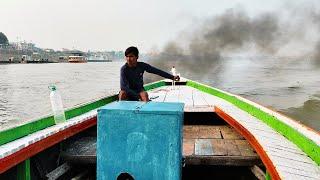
[[119, 46, 180, 102]]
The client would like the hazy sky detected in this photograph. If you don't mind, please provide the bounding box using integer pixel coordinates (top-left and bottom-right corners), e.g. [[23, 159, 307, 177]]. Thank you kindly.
[[0, 0, 317, 52]]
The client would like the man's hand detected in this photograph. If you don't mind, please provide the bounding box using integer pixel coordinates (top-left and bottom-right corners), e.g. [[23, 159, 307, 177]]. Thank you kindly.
[[173, 75, 180, 81]]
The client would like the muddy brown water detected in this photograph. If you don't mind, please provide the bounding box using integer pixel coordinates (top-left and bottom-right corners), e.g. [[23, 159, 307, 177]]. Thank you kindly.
[[0, 58, 319, 132]]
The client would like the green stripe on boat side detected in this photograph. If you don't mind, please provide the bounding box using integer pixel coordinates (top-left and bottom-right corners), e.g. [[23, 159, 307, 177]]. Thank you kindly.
[[0, 116, 54, 146], [0, 95, 117, 146], [0, 80, 165, 147], [144, 80, 166, 91], [187, 80, 320, 165], [66, 80, 165, 120], [65, 95, 117, 120]]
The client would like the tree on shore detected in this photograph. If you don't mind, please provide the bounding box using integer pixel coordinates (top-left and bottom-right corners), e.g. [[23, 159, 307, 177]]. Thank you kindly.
[[0, 32, 9, 44]]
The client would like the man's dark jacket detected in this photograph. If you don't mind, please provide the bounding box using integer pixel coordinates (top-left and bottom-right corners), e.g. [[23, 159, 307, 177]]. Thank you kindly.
[[120, 62, 174, 100]]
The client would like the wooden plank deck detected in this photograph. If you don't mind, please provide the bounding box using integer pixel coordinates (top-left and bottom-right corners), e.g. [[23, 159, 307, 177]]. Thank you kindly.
[[149, 85, 320, 179], [62, 125, 261, 166], [183, 125, 261, 166], [149, 85, 261, 165], [149, 85, 219, 112], [215, 103, 320, 179]]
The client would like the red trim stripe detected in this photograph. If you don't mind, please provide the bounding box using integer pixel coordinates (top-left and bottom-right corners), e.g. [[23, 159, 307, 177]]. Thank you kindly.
[[0, 117, 97, 173], [214, 106, 281, 180]]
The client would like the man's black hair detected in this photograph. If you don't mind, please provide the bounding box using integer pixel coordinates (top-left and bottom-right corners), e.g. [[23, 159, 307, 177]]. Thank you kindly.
[[125, 46, 139, 57]]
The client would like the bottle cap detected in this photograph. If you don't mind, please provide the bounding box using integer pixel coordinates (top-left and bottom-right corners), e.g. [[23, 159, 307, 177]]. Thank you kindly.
[[48, 85, 56, 91]]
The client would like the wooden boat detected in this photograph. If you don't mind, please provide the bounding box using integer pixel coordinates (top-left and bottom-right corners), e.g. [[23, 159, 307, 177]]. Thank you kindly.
[[0, 78, 319, 179]]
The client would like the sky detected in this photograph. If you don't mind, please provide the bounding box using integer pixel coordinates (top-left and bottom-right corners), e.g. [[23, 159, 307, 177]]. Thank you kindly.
[[0, 0, 318, 52]]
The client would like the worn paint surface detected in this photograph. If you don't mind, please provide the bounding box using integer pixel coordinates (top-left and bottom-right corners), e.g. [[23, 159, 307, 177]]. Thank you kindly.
[[187, 80, 320, 165], [97, 101, 184, 180]]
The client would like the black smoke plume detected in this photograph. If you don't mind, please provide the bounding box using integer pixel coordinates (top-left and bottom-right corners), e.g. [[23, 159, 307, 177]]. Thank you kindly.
[[146, 4, 320, 82], [147, 9, 282, 81]]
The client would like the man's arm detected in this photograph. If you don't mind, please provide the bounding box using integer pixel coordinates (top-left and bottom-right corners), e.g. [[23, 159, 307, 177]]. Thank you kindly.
[[144, 63, 175, 79], [120, 68, 140, 99]]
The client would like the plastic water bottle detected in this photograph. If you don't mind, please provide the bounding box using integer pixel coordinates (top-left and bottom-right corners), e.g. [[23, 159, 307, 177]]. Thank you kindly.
[[171, 66, 177, 76], [49, 85, 66, 124], [171, 66, 177, 89]]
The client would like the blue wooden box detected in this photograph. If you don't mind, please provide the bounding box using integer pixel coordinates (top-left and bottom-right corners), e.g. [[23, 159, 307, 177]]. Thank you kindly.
[[97, 101, 184, 180]]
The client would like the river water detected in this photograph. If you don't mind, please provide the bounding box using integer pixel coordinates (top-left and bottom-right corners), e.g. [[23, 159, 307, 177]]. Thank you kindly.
[[0, 58, 319, 132]]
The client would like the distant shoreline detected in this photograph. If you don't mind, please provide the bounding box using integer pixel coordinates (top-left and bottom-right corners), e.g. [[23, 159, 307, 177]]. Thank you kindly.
[[0, 60, 59, 64], [0, 61, 117, 64]]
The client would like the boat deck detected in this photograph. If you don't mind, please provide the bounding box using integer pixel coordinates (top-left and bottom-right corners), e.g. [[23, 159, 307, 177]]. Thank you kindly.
[[149, 85, 320, 179], [1, 82, 319, 179], [149, 85, 219, 112], [183, 125, 259, 166], [61, 85, 261, 167], [62, 124, 261, 166]]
